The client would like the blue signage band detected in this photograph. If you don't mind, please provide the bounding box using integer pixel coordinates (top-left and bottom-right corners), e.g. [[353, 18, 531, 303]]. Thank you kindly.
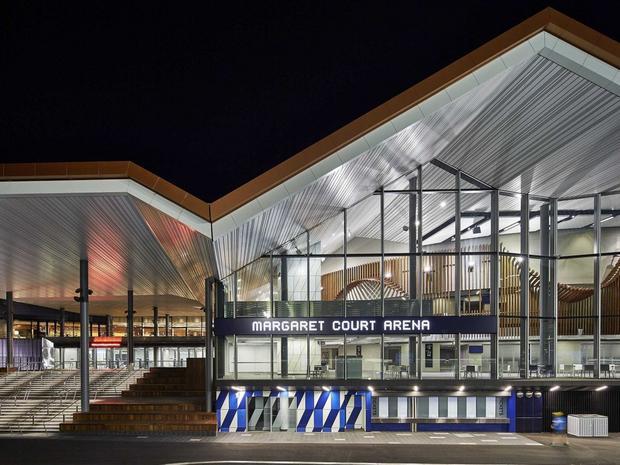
[[214, 316, 497, 336]]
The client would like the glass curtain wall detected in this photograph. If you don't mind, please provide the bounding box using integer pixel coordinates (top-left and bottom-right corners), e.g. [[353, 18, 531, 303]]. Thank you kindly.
[[217, 163, 620, 381]]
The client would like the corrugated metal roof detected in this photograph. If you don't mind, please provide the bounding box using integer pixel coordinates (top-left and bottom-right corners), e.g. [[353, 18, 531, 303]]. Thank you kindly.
[[215, 54, 620, 276]]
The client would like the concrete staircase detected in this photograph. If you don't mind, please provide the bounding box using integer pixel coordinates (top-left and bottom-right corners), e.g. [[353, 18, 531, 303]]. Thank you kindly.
[[0, 368, 147, 433], [60, 360, 216, 434]]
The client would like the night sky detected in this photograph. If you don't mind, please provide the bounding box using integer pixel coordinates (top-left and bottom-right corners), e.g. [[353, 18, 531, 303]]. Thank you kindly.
[[4, 1, 620, 201]]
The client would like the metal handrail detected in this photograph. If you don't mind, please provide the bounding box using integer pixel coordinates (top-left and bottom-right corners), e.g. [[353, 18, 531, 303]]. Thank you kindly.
[[40, 367, 145, 431]]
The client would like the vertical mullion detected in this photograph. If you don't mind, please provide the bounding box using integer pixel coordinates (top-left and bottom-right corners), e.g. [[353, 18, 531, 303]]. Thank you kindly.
[[520, 194, 530, 379], [594, 194, 601, 378], [233, 334, 238, 380], [233, 271, 237, 319], [455, 172, 461, 380], [380, 187, 385, 381], [490, 190, 499, 380], [550, 198, 558, 377], [306, 231, 311, 379], [343, 208, 348, 318], [417, 166, 423, 380]]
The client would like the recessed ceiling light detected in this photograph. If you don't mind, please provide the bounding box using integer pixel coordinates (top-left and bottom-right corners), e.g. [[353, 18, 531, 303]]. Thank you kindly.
[[595, 385, 608, 391], [550, 385, 560, 392], [459, 385, 465, 392], [440, 201, 447, 208]]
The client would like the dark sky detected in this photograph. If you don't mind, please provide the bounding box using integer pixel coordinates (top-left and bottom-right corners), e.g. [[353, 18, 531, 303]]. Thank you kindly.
[[4, 1, 620, 201]]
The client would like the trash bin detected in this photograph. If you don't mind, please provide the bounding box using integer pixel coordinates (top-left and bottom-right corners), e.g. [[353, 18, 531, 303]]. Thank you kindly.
[[567, 414, 608, 437]]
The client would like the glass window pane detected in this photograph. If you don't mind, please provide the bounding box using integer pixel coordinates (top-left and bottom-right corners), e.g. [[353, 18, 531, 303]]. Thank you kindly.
[[346, 195, 381, 254], [346, 335, 381, 379], [274, 336, 307, 379], [461, 254, 491, 315], [499, 192, 521, 254], [558, 197, 594, 257], [384, 255, 420, 316], [309, 336, 344, 379], [423, 193, 456, 252], [601, 193, 620, 254], [460, 335, 491, 379], [421, 254, 456, 316], [237, 336, 271, 379], [383, 335, 415, 379], [384, 193, 415, 254], [461, 193, 492, 250], [314, 257, 344, 317], [309, 212, 343, 255], [216, 336, 235, 379], [421, 335, 456, 379], [345, 257, 382, 317], [237, 258, 272, 317], [221, 275, 235, 318]]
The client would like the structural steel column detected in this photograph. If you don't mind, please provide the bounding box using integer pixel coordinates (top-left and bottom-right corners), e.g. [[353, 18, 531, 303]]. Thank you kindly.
[[205, 278, 214, 413], [280, 255, 288, 377], [153, 306, 159, 336], [408, 176, 417, 377], [539, 204, 553, 375], [380, 187, 385, 380], [490, 191, 499, 379], [6, 291, 14, 370], [105, 315, 112, 337], [520, 195, 530, 378], [78, 259, 90, 412], [416, 166, 423, 380], [153, 306, 159, 367], [127, 290, 134, 365], [550, 199, 558, 376], [593, 194, 601, 377], [454, 172, 461, 380], [59, 307, 66, 338], [306, 231, 310, 378], [165, 313, 171, 337], [343, 208, 348, 379]]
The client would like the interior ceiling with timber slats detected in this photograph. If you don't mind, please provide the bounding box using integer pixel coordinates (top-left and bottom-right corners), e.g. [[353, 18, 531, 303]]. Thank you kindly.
[[0, 194, 216, 315], [214, 54, 620, 276]]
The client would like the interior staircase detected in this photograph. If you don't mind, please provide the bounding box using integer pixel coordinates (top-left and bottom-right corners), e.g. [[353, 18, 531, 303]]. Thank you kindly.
[[60, 359, 216, 435]]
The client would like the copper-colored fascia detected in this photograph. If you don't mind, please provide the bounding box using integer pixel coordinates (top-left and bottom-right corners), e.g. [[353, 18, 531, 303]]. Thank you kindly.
[[0, 161, 212, 222], [2, 9, 619, 226], [208, 7, 620, 221]]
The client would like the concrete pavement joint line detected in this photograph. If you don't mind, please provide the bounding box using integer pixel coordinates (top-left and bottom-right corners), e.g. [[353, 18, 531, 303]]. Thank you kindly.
[[164, 462, 520, 465]]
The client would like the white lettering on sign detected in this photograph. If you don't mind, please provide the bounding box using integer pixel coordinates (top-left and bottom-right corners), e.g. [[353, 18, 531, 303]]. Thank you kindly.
[[251, 318, 430, 333]]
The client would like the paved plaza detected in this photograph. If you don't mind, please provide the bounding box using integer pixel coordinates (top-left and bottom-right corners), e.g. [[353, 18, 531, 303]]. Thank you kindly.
[[208, 431, 542, 446]]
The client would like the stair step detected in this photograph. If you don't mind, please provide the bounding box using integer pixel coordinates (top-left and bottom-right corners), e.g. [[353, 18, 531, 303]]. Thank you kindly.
[[121, 390, 204, 397], [148, 367, 187, 374], [60, 422, 216, 433], [129, 383, 190, 391], [138, 376, 186, 384], [73, 412, 214, 422], [90, 402, 202, 412]]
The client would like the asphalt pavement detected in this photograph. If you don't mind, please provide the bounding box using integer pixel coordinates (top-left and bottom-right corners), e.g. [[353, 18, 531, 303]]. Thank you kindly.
[[0, 433, 618, 465]]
